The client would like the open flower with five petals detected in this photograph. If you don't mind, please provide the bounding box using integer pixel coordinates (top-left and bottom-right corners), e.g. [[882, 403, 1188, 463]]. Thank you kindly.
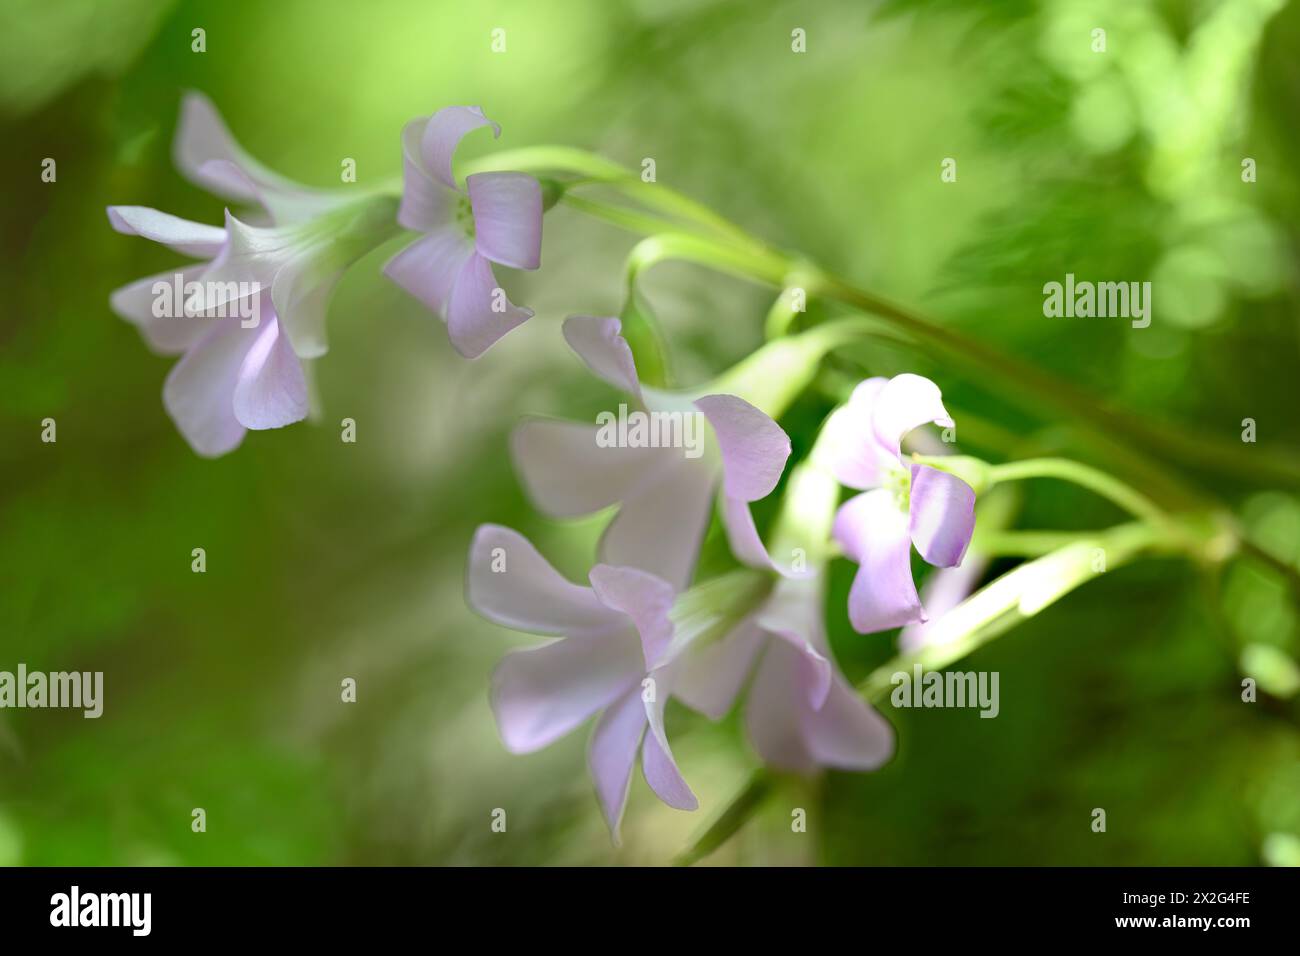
[[821, 374, 977, 633], [383, 106, 542, 358], [467, 524, 699, 841], [512, 315, 792, 592]]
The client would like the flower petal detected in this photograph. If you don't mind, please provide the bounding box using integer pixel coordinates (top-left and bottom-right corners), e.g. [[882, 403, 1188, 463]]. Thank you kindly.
[[490, 634, 641, 753], [269, 248, 339, 360], [908, 464, 976, 568], [445, 252, 532, 359], [694, 393, 791, 502], [833, 489, 924, 633], [673, 615, 766, 719], [815, 377, 891, 489], [468, 172, 542, 270], [382, 227, 474, 319], [173, 91, 342, 224], [870, 373, 955, 463], [641, 672, 698, 811], [599, 453, 716, 592], [396, 118, 460, 232], [718, 494, 805, 577], [588, 563, 676, 670], [588, 686, 648, 843], [106, 206, 226, 258], [110, 267, 215, 355], [419, 106, 500, 190], [232, 313, 309, 431], [162, 319, 255, 457], [511, 418, 672, 517], [802, 675, 895, 770], [174, 90, 274, 203], [466, 524, 625, 637], [561, 316, 642, 400], [757, 576, 833, 710], [745, 640, 818, 772]]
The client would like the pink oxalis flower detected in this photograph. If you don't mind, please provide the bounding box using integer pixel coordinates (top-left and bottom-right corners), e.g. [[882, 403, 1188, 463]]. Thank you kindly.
[[512, 315, 793, 592], [822, 374, 977, 633], [384, 106, 542, 359], [467, 525, 697, 841], [490, 318, 892, 816], [108, 93, 391, 456]]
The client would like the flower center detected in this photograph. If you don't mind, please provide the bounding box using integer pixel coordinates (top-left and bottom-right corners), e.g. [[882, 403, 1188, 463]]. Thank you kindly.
[[885, 464, 911, 513], [455, 195, 475, 239]]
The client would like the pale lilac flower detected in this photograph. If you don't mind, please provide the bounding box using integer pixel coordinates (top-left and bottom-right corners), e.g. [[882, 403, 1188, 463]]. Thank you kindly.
[[108, 94, 398, 454], [383, 107, 542, 359], [674, 571, 895, 773], [174, 90, 354, 225], [512, 316, 792, 592], [822, 375, 977, 633], [106, 207, 307, 457], [467, 524, 697, 841]]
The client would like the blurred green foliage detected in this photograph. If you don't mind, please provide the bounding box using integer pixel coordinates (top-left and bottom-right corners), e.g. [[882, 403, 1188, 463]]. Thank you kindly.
[[0, 0, 1297, 865]]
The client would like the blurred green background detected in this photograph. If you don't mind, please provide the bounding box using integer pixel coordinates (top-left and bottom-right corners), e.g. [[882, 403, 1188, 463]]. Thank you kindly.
[[1, 0, 1299, 865]]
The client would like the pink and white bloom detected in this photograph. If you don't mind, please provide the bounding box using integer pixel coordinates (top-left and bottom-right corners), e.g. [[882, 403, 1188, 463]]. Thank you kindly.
[[384, 107, 542, 359], [512, 316, 793, 592], [822, 375, 977, 633], [107, 207, 308, 457], [467, 524, 698, 841]]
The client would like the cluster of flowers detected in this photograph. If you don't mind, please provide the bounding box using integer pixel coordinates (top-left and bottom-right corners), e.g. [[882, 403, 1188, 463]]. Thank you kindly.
[[108, 99, 976, 839]]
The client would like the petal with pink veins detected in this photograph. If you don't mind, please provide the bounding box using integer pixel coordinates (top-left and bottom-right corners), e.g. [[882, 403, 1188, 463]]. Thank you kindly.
[[419, 106, 500, 190], [162, 318, 256, 457], [641, 673, 698, 811], [561, 316, 642, 400], [382, 226, 475, 319], [106, 206, 226, 258], [870, 373, 955, 464], [490, 633, 642, 754], [511, 419, 671, 517], [908, 464, 976, 568], [445, 252, 532, 359], [232, 315, 309, 431], [466, 525, 626, 638], [468, 172, 542, 270], [833, 489, 925, 633], [588, 564, 677, 670], [588, 687, 648, 843], [695, 393, 791, 502]]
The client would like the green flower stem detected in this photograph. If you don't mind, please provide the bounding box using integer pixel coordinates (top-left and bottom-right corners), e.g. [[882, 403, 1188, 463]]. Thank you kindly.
[[974, 529, 1090, 557], [460, 146, 763, 250], [560, 193, 680, 238], [473, 147, 1300, 493], [676, 519, 1164, 866], [623, 232, 789, 288], [984, 457, 1172, 531]]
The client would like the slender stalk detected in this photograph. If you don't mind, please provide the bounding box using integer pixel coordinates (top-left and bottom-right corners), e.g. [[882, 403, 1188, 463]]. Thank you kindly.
[[472, 145, 1300, 493], [984, 458, 1170, 529]]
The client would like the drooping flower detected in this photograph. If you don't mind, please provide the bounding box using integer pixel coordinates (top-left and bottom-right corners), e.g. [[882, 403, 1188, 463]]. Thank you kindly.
[[467, 524, 698, 841], [383, 107, 542, 359], [511, 315, 793, 592], [108, 94, 399, 454], [173, 90, 355, 225], [106, 207, 308, 456], [821, 375, 977, 633], [673, 461, 895, 772]]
